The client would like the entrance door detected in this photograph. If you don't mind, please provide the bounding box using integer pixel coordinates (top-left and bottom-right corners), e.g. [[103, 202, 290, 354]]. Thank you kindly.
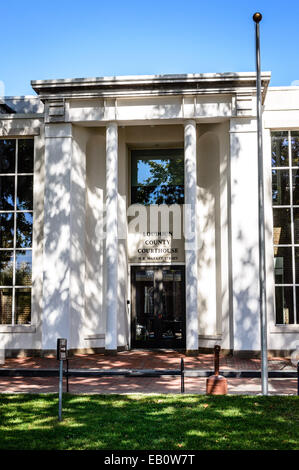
[[131, 265, 186, 349]]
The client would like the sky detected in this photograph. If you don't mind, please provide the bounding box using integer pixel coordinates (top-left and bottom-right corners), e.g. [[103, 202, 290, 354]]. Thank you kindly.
[[1, 0, 299, 96]]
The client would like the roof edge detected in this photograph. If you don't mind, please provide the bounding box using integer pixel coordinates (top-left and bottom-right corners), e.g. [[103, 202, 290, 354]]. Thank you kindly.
[[31, 71, 272, 102], [31, 71, 272, 88]]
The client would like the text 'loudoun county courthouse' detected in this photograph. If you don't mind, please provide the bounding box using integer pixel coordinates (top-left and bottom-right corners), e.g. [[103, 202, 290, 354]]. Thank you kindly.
[[0, 72, 299, 356]]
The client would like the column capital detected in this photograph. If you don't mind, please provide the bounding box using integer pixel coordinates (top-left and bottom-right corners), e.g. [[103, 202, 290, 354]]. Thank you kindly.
[[184, 119, 197, 127], [45, 99, 66, 124]]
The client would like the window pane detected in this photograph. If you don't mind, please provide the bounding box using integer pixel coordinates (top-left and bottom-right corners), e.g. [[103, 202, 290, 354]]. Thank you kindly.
[[274, 247, 293, 284], [272, 169, 290, 205], [291, 131, 299, 166], [0, 176, 15, 210], [271, 131, 289, 167], [296, 287, 299, 325], [0, 139, 34, 326], [15, 288, 31, 324], [18, 139, 34, 173], [131, 150, 184, 205], [293, 168, 299, 205], [17, 175, 33, 210], [275, 286, 294, 324], [0, 251, 13, 285], [0, 213, 14, 248], [136, 270, 154, 282], [16, 212, 33, 248], [295, 248, 299, 284], [273, 208, 291, 244], [0, 288, 12, 324], [294, 208, 299, 245], [15, 250, 32, 286], [0, 140, 15, 173]]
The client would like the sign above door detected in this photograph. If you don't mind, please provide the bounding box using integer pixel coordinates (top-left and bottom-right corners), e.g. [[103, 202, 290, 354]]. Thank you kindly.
[[128, 229, 185, 263]]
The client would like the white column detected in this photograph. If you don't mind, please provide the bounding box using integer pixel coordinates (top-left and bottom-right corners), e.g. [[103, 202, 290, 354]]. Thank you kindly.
[[230, 118, 260, 352], [42, 123, 73, 351], [105, 122, 118, 353], [69, 127, 87, 350], [184, 120, 199, 352]]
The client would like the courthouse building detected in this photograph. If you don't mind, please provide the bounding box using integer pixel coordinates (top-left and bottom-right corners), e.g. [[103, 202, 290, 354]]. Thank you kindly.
[[0, 71, 299, 356]]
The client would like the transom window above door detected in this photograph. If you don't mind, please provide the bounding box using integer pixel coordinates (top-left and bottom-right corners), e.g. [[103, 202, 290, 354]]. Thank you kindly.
[[131, 149, 184, 205]]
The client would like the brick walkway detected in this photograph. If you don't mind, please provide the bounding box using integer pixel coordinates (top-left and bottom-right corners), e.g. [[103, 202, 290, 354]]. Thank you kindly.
[[0, 350, 297, 395]]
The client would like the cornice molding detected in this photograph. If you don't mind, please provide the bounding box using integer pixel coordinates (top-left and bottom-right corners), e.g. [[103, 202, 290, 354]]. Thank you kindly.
[[31, 72, 271, 104]]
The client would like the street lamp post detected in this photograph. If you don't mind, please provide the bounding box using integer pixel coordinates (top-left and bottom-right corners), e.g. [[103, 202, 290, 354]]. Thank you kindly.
[[253, 12, 268, 395]]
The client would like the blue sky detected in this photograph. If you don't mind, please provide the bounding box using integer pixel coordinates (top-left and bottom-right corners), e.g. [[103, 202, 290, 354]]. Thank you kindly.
[[1, 0, 299, 96]]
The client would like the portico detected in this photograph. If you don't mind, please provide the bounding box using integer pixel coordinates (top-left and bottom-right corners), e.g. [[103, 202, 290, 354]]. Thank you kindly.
[[4, 71, 299, 358], [30, 72, 271, 355]]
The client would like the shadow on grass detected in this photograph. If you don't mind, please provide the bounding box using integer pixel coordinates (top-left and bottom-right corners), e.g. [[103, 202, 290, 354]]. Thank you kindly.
[[0, 394, 298, 450]]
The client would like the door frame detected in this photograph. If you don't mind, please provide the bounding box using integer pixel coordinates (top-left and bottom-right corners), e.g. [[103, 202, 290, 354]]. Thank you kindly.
[[130, 264, 186, 349]]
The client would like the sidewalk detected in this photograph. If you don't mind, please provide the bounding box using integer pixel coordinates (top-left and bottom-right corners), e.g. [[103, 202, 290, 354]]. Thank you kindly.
[[0, 350, 297, 395]]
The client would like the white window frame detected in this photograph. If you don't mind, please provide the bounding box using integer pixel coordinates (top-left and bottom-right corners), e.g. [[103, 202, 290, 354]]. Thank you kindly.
[[272, 130, 299, 325], [0, 138, 33, 325]]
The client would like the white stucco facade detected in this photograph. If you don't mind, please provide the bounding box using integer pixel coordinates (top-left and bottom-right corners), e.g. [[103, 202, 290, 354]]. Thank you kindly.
[[0, 72, 298, 356]]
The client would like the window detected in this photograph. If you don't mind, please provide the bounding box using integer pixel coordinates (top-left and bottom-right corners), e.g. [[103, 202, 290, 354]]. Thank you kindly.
[[0, 139, 34, 325], [131, 149, 184, 205], [272, 131, 299, 324]]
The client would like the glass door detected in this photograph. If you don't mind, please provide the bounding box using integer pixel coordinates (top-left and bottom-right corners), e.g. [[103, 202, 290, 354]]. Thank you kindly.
[[131, 265, 186, 349]]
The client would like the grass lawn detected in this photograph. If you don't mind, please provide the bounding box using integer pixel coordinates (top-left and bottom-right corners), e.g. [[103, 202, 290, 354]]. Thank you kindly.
[[0, 394, 298, 450]]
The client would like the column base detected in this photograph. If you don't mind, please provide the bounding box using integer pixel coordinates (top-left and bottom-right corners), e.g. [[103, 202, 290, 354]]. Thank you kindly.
[[185, 349, 199, 356], [104, 349, 118, 356]]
